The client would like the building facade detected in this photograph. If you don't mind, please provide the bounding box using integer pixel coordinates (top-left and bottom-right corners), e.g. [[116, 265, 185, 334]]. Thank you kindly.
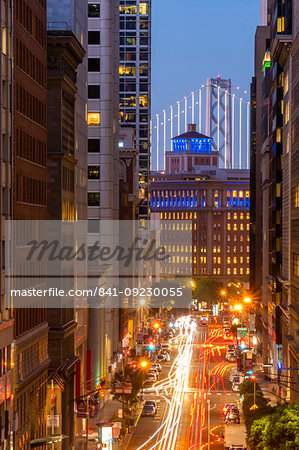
[[0, 0, 14, 446], [87, 0, 121, 395], [151, 125, 250, 281], [251, 0, 299, 400], [119, 0, 151, 219], [13, 0, 50, 447]]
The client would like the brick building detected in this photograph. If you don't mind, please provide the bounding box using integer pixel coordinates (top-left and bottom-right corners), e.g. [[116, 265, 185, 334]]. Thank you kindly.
[[13, 0, 49, 447], [150, 125, 250, 281]]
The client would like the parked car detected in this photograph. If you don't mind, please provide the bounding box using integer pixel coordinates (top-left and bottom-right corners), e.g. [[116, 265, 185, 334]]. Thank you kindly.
[[226, 351, 237, 362], [141, 404, 156, 417], [149, 368, 159, 379], [144, 400, 157, 413], [225, 412, 240, 424], [161, 343, 171, 353], [156, 354, 166, 363], [152, 363, 162, 372], [160, 352, 170, 361]]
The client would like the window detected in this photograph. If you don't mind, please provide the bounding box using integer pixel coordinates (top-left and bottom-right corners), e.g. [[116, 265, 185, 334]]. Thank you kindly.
[[88, 85, 100, 99], [88, 31, 100, 45], [295, 186, 299, 208], [88, 112, 100, 126], [139, 3, 148, 14], [227, 223, 231, 230], [88, 4, 100, 17], [88, 192, 100, 206], [227, 268, 231, 275], [88, 166, 100, 179], [2, 27, 7, 54], [233, 268, 237, 275], [234, 223, 237, 231], [88, 139, 100, 152], [292, 254, 299, 276], [88, 58, 100, 72]]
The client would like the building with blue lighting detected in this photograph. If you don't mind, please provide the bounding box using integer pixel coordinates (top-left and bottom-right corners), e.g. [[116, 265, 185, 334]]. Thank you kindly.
[[151, 124, 250, 280]]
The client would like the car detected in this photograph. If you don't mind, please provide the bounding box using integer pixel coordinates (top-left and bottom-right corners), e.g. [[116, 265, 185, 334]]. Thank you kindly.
[[224, 405, 239, 420], [222, 403, 235, 417], [141, 404, 156, 417], [225, 412, 240, 424], [152, 363, 162, 372], [232, 381, 241, 392], [144, 400, 157, 413], [226, 352, 237, 362], [161, 343, 171, 353], [145, 374, 157, 385], [156, 354, 166, 362], [149, 368, 159, 379], [227, 344, 236, 351], [160, 351, 170, 361]]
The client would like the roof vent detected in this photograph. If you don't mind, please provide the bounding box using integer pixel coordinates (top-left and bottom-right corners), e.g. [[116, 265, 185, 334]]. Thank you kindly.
[[187, 124, 197, 132]]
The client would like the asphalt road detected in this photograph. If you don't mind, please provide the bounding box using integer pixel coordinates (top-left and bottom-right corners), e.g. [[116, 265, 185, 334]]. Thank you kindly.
[[127, 323, 241, 450]]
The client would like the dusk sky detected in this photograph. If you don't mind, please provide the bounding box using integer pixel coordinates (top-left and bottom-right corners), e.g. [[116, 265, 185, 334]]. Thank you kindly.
[[151, 0, 260, 117]]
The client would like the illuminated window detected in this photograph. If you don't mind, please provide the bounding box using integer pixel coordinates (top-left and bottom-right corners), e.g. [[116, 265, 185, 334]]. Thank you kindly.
[[240, 268, 244, 275], [88, 166, 100, 179], [233, 246, 237, 253], [227, 223, 231, 230], [227, 268, 231, 275], [239, 191, 243, 198], [234, 213, 238, 220], [246, 213, 250, 220], [240, 224, 244, 231], [295, 186, 299, 208], [228, 235, 231, 242], [213, 268, 217, 275], [139, 95, 148, 107], [240, 257, 244, 264], [240, 246, 243, 253], [227, 257, 231, 264], [285, 101, 290, 124], [284, 70, 289, 95], [234, 235, 237, 242], [213, 246, 217, 253], [227, 245, 230, 252], [233, 268, 237, 275], [139, 3, 148, 14], [247, 246, 250, 253], [217, 257, 221, 264], [234, 223, 237, 231], [2, 27, 6, 54], [245, 191, 250, 198], [246, 268, 250, 275], [218, 246, 221, 253], [240, 213, 244, 220], [247, 224, 250, 231], [233, 257, 237, 264], [276, 128, 281, 142], [233, 190, 237, 197], [88, 112, 100, 126], [213, 257, 217, 264], [227, 212, 231, 219]]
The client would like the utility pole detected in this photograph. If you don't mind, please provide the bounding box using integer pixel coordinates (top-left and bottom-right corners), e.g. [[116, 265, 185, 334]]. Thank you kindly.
[[85, 395, 90, 450]]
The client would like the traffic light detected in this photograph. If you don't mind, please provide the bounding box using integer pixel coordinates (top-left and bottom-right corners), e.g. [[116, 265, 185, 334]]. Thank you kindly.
[[126, 349, 131, 356], [148, 341, 155, 351], [131, 362, 137, 372], [250, 375, 256, 381], [240, 340, 246, 349]]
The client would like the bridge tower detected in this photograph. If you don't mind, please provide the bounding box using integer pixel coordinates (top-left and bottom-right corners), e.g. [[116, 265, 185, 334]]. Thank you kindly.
[[205, 76, 232, 168]]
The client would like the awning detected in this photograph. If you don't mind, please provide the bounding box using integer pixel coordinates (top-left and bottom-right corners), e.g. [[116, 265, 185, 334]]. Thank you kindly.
[[30, 434, 68, 448]]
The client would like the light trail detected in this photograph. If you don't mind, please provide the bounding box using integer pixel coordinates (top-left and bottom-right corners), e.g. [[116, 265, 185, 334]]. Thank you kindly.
[[136, 316, 195, 450]]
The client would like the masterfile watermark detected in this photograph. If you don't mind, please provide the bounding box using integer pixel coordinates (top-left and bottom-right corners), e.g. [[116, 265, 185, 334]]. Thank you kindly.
[[26, 237, 169, 266], [5, 220, 192, 308]]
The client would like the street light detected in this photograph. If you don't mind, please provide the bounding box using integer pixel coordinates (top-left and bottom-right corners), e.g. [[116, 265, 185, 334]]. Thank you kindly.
[[234, 304, 243, 312], [140, 360, 148, 369], [221, 290, 226, 296], [244, 297, 252, 303], [153, 322, 160, 330]]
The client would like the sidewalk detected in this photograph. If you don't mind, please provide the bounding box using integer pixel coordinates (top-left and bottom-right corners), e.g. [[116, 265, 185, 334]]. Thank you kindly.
[[254, 362, 287, 406]]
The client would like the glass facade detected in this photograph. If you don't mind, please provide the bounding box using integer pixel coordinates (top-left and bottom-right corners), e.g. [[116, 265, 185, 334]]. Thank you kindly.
[[119, 0, 151, 218]]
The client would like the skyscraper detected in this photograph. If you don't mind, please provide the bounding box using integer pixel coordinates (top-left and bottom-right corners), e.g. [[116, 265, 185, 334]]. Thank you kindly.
[[0, 0, 14, 447], [13, 0, 49, 446], [87, 0, 121, 393], [251, 0, 299, 400], [119, 0, 151, 219]]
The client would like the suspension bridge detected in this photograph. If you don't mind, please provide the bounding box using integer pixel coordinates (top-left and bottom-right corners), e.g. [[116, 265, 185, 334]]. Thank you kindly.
[[150, 76, 250, 171]]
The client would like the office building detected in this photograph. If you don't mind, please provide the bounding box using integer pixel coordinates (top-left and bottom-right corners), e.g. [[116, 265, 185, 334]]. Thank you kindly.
[[119, 0, 151, 219], [13, 0, 49, 447], [87, 0, 120, 394], [151, 125, 250, 280], [251, 0, 299, 400], [0, 0, 14, 447], [47, 2, 89, 442]]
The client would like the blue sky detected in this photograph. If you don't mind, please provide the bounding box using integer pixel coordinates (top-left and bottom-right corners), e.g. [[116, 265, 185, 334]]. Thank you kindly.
[[151, 0, 260, 117]]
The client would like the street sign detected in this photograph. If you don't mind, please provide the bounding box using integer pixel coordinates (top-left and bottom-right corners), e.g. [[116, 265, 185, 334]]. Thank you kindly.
[[237, 327, 248, 339], [77, 399, 87, 418], [47, 414, 59, 428]]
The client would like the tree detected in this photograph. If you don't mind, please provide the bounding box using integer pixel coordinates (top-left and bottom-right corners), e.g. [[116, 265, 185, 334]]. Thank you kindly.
[[249, 402, 299, 450], [193, 277, 223, 306]]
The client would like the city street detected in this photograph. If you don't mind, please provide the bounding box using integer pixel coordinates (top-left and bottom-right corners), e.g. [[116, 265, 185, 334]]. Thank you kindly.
[[128, 320, 240, 450]]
